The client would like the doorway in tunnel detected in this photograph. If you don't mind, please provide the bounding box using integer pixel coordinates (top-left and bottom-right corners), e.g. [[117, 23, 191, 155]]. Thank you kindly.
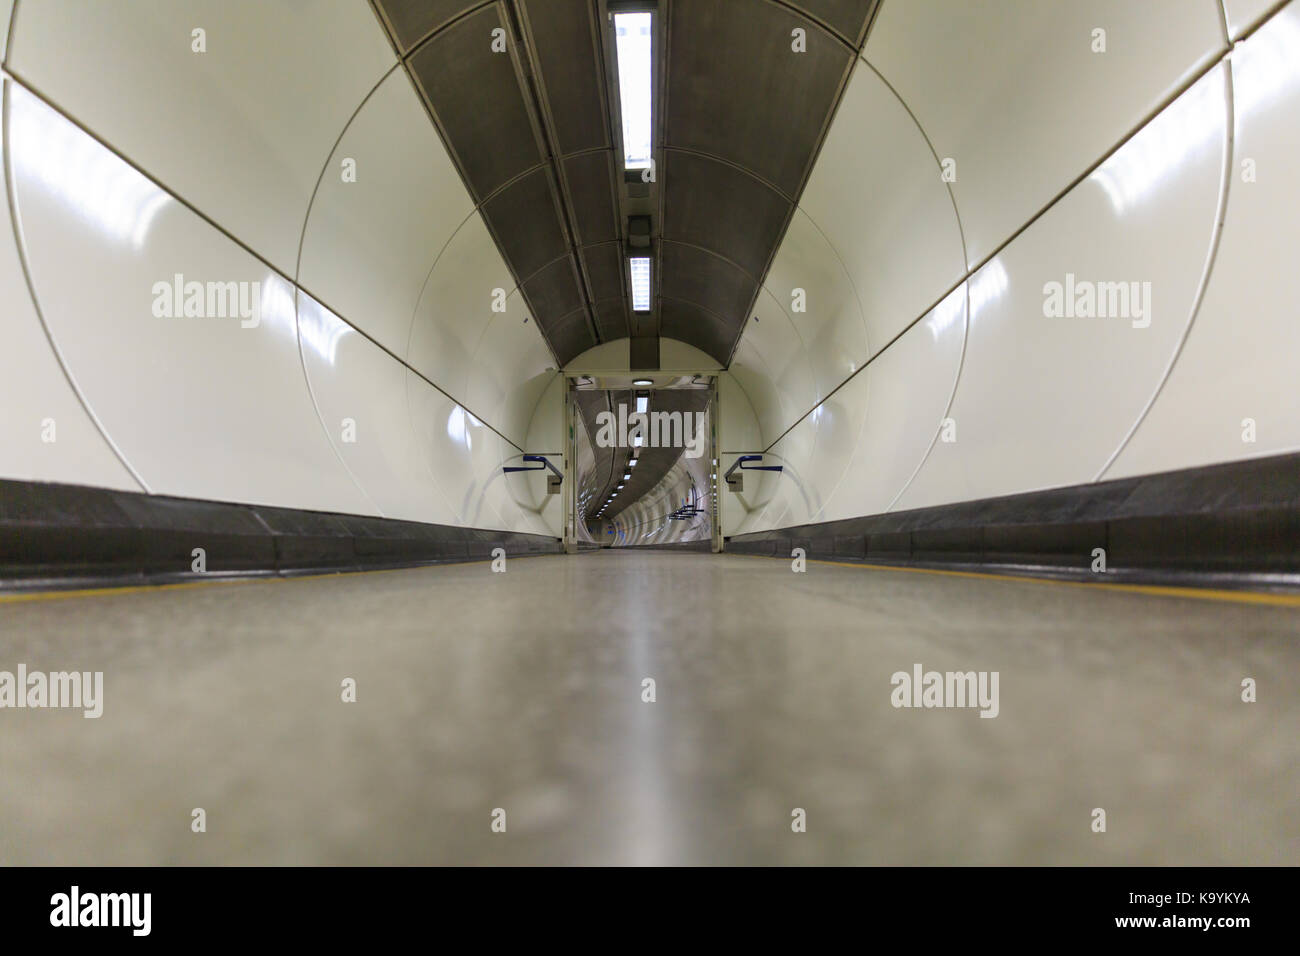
[[568, 374, 719, 551]]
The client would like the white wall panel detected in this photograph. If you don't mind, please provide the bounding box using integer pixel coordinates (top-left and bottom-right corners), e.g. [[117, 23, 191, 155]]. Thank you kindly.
[[407, 212, 521, 403], [9, 86, 374, 513], [7, 0, 394, 274], [1, 0, 13, 61], [761, 206, 869, 402], [298, 67, 473, 357], [866, 0, 1224, 267], [296, 291, 460, 525], [797, 61, 966, 350], [1225, 0, 1290, 38], [732, 287, 817, 436], [718, 371, 762, 537], [720, 337, 784, 445], [894, 68, 1228, 510], [520, 373, 565, 537], [0, 85, 140, 490], [405, 374, 508, 531], [1109, 5, 1300, 477], [740, 412, 817, 533], [464, 290, 554, 448], [823, 285, 968, 521]]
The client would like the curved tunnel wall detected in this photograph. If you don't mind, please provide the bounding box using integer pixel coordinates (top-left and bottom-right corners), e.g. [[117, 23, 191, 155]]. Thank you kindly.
[[2, 0, 1296, 559], [725, 0, 1300, 537], [0, 0, 564, 539]]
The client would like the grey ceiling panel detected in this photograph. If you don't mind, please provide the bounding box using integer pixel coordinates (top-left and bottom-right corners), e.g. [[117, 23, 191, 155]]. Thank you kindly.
[[666, 0, 853, 196], [522, 256, 585, 321], [661, 299, 736, 365], [582, 242, 626, 302], [479, 167, 568, 282], [521, 0, 609, 155], [660, 241, 756, 329], [662, 151, 790, 279], [408, 5, 543, 200], [788, 0, 880, 45], [592, 297, 629, 341], [563, 151, 620, 246], [372, 0, 482, 53], [548, 308, 598, 366]]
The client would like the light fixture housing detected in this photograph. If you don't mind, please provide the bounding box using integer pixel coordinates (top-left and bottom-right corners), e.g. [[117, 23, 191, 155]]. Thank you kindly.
[[629, 257, 651, 311], [613, 11, 653, 171]]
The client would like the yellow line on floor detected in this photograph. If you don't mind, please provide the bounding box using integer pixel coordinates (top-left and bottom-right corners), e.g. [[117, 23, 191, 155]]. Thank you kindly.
[[735, 553, 1300, 608]]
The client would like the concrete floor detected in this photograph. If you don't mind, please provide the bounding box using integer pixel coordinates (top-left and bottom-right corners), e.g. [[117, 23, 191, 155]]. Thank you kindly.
[[0, 551, 1296, 865]]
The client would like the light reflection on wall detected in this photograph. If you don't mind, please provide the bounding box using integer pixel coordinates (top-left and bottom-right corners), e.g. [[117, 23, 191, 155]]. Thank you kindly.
[[925, 282, 967, 342], [1233, 11, 1300, 118], [8, 85, 172, 250], [295, 292, 352, 366], [968, 258, 1009, 322], [446, 406, 480, 451], [1091, 68, 1225, 215]]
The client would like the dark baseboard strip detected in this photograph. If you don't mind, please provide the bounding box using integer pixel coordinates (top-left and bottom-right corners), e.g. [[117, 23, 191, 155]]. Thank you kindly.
[[725, 452, 1300, 590], [0, 479, 562, 591]]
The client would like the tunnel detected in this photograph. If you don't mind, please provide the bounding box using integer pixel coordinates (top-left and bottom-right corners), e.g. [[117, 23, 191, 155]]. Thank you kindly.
[[0, 0, 1298, 877]]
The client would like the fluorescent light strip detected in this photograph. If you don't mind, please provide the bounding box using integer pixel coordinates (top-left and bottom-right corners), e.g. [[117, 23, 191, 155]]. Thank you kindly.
[[614, 12, 653, 170], [629, 257, 651, 312]]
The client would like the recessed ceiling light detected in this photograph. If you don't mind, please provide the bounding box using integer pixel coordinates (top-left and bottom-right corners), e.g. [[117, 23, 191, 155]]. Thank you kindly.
[[623, 473, 631, 480], [614, 12, 652, 171], [629, 257, 651, 312], [632, 378, 652, 386]]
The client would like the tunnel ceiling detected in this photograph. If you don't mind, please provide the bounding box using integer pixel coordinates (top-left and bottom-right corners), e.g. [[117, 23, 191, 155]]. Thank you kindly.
[[370, 0, 880, 369]]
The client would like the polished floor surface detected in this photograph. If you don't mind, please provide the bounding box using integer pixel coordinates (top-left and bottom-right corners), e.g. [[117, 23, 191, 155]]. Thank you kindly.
[[1, 551, 1296, 865]]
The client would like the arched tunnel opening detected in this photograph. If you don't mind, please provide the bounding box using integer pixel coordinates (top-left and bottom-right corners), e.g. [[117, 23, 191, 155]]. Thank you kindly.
[[0, 0, 1297, 893]]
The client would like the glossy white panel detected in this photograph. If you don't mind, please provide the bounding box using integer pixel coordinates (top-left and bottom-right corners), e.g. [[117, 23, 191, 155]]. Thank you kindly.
[[0, 83, 140, 490], [726, 337, 787, 445], [748, 414, 817, 532], [718, 372, 762, 536], [9, 86, 374, 513], [1110, 7, 1300, 476], [822, 285, 967, 520], [520, 373, 565, 537], [794, 390, 863, 524], [732, 286, 818, 435], [465, 290, 554, 447], [8, 0, 395, 273], [405, 372, 509, 531], [895, 68, 1227, 510], [471, 428, 534, 534], [866, 0, 1224, 266], [296, 291, 459, 524], [761, 206, 869, 401], [300, 68, 474, 358], [407, 213, 519, 401], [1, 0, 13, 61], [798, 61, 966, 349], [1225, 0, 1290, 38]]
